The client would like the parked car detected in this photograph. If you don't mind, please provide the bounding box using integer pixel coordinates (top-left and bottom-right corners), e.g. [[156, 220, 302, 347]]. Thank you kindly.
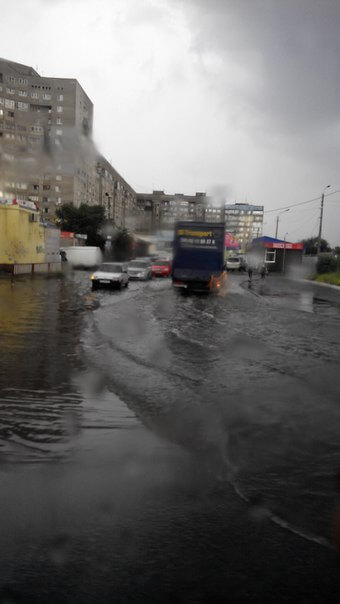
[[151, 259, 172, 278], [91, 262, 129, 290], [128, 259, 152, 280], [226, 257, 241, 271]]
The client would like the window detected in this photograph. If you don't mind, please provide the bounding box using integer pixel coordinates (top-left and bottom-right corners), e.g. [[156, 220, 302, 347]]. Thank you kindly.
[[6, 88, 15, 95], [56, 129, 62, 135], [56, 118, 62, 125], [0, 97, 3, 105], [6, 75, 16, 83], [7, 111, 14, 118], [18, 90, 27, 97], [265, 250, 276, 263], [56, 106, 63, 113], [44, 208, 49, 213], [0, 109, 3, 117], [43, 184, 50, 190], [29, 195, 39, 201], [56, 175, 62, 181], [5, 99, 15, 109], [43, 94, 51, 100], [55, 185, 60, 192], [31, 92, 39, 99], [17, 102, 28, 111], [18, 78, 27, 85], [33, 184, 39, 190], [58, 94, 64, 101]]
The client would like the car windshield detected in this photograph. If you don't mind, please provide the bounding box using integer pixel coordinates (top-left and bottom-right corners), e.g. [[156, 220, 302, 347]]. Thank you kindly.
[[99, 263, 122, 272], [129, 261, 147, 268], [3, 3, 340, 603]]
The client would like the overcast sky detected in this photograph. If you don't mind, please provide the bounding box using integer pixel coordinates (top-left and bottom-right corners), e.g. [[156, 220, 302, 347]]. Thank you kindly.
[[1, 0, 340, 244]]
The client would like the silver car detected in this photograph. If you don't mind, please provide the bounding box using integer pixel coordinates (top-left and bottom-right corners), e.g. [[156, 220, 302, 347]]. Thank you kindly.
[[128, 259, 152, 280], [91, 262, 129, 290]]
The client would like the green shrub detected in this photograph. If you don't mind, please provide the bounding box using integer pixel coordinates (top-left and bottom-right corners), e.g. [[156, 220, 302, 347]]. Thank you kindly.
[[316, 253, 337, 274], [315, 272, 340, 286]]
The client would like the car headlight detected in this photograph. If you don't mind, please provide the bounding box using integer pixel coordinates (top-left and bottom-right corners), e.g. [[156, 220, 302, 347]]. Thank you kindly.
[[91, 275, 96, 280]]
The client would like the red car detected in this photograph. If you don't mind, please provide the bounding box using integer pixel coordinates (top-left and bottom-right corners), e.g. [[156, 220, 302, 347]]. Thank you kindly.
[[151, 259, 172, 278]]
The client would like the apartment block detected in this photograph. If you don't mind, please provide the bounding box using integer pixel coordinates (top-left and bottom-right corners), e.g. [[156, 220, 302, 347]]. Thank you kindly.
[[0, 57, 96, 221], [224, 203, 264, 251], [136, 191, 206, 232], [96, 155, 137, 230]]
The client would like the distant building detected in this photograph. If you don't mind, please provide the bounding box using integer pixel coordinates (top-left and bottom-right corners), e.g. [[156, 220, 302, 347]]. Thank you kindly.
[[224, 203, 264, 251], [203, 203, 225, 223], [136, 191, 206, 232], [96, 156, 136, 230]]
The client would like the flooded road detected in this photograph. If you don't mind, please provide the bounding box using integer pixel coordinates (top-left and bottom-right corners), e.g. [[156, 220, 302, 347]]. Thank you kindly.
[[0, 271, 340, 602]]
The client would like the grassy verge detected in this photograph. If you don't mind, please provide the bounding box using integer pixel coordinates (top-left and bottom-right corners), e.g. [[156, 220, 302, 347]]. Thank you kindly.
[[315, 272, 340, 286]]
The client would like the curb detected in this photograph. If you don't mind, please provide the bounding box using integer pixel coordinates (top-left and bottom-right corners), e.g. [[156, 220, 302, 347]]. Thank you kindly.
[[240, 278, 263, 298], [295, 278, 340, 293]]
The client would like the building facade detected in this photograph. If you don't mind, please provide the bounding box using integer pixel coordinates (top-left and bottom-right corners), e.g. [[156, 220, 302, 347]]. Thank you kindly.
[[0, 58, 96, 221], [96, 156, 137, 230], [0, 198, 60, 273], [224, 203, 264, 251], [0, 58, 138, 231], [136, 191, 206, 232], [250, 236, 303, 273]]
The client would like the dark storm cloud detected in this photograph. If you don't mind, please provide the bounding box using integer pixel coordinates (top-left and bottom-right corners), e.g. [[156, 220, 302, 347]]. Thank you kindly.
[[181, 0, 340, 135]]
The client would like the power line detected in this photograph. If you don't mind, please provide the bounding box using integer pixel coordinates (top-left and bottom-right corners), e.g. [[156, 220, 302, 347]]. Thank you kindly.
[[264, 188, 340, 214], [287, 208, 320, 237]]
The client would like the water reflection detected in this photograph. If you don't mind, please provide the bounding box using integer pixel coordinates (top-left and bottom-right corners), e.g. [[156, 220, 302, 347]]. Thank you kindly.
[[0, 275, 84, 460]]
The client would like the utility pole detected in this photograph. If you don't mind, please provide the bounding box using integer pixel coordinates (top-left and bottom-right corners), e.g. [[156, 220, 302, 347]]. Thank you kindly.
[[282, 232, 288, 275], [317, 185, 330, 255], [275, 208, 290, 239]]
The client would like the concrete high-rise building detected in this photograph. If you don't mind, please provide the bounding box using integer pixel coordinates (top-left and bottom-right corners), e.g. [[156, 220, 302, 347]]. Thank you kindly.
[[224, 203, 264, 251], [136, 191, 206, 232], [0, 57, 96, 220], [96, 155, 136, 230]]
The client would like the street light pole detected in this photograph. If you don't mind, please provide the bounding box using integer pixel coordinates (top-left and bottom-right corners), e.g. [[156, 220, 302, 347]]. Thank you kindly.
[[282, 232, 288, 275], [317, 185, 330, 255]]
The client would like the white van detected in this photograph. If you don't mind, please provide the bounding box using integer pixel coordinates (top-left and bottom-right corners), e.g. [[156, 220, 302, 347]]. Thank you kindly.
[[61, 246, 102, 268]]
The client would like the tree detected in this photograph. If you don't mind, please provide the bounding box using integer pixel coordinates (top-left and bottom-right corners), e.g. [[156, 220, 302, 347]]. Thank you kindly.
[[56, 203, 106, 248], [112, 228, 133, 261], [301, 236, 331, 255]]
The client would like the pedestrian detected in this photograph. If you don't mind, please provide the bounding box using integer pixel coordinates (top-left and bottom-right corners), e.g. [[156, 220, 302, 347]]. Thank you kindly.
[[248, 266, 253, 282], [60, 250, 67, 262], [260, 264, 266, 279]]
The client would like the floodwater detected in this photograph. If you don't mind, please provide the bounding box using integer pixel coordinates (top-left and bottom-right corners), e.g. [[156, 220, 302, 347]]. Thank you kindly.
[[0, 271, 339, 602]]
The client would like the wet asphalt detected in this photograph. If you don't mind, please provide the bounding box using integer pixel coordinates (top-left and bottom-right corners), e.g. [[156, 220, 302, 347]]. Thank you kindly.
[[0, 270, 339, 603]]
